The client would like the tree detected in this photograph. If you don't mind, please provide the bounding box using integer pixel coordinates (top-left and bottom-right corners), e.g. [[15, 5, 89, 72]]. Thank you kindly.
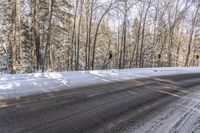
[[185, 2, 200, 66]]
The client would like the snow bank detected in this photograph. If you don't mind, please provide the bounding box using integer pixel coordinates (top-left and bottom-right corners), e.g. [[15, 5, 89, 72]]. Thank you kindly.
[[0, 67, 200, 100]]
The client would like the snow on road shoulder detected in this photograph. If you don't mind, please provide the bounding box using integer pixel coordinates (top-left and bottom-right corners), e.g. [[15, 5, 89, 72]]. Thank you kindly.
[[0, 67, 200, 100], [128, 85, 200, 133]]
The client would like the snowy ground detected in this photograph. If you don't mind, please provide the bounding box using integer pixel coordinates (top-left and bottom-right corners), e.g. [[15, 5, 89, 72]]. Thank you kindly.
[[125, 85, 200, 133], [0, 67, 200, 101]]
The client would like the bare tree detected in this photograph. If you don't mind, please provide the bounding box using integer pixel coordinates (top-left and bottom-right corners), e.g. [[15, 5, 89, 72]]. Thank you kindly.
[[91, 0, 117, 70], [43, 0, 54, 72], [185, 2, 200, 66], [10, 0, 18, 74]]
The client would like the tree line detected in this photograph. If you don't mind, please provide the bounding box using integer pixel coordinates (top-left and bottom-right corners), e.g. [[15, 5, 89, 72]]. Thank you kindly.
[[0, 0, 200, 74]]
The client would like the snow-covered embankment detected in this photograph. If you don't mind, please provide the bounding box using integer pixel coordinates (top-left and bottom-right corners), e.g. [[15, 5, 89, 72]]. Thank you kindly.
[[0, 67, 200, 100]]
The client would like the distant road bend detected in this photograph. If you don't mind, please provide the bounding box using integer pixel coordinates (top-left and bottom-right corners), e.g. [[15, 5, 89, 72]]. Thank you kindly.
[[1, 73, 200, 133]]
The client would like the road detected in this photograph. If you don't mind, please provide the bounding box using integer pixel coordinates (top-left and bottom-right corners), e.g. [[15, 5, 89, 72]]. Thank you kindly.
[[0, 73, 200, 133]]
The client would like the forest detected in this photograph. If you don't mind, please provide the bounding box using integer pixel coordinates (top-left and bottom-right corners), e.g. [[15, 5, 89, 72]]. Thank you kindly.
[[0, 0, 200, 74]]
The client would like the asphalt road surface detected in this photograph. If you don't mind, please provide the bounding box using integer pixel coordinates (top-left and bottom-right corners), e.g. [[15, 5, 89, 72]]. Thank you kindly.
[[1, 73, 200, 133]]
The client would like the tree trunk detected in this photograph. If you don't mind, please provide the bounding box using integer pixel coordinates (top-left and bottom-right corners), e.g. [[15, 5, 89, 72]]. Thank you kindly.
[[10, 0, 17, 74], [122, 0, 128, 68], [32, 0, 41, 71], [76, 0, 83, 70], [43, 0, 54, 72], [87, 0, 94, 70], [139, 2, 151, 68], [185, 3, 200, 66]]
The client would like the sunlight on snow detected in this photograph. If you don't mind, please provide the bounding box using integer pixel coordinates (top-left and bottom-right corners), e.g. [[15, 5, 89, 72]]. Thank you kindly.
[[0, 83, 20, 90]]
